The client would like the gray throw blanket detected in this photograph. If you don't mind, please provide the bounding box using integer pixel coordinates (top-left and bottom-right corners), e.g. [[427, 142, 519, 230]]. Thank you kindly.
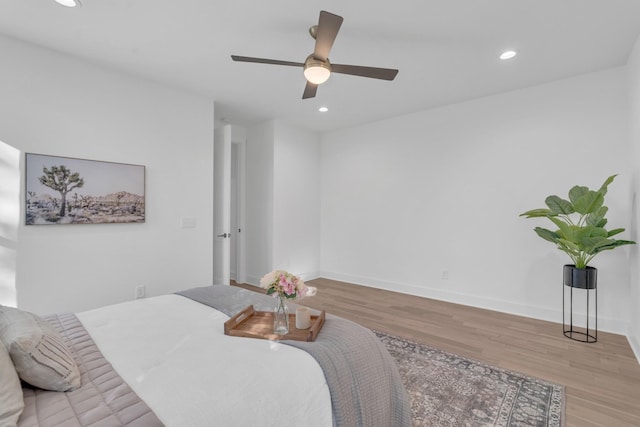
[[177, 285, 412, 427]]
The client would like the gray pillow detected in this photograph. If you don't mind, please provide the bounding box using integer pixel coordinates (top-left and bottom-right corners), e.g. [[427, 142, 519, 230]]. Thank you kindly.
[[0, 339, 24, 426], [0, 306, 80, 392]]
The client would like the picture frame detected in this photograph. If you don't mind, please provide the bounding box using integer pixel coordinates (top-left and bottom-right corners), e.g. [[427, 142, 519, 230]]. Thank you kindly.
[[25, 153, 145, 225]]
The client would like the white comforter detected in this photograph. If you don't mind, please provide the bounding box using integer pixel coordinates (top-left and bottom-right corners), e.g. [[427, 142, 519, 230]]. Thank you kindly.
[[76, 294, 332, 427]]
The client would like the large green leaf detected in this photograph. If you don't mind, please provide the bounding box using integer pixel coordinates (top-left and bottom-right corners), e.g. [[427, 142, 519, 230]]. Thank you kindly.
[[573, 190, 604, 215], [597, 174, 617, 196], [556, 238, 580, 254], [579, 228, 608, 251], [586, 206, 608, 226], [568, 185, 589, 204], [580, 236, 611, 254], [614, 239, 636, 247], [577, 225, 608, 239], [519, 208, 554, 218], [607, 228, 625, 237], [557, 225, 608, 254], [545, 196, 574, 215], [593, 239, 636, 253], [549, 217, 575, 239], [533, 227, 559, 243]]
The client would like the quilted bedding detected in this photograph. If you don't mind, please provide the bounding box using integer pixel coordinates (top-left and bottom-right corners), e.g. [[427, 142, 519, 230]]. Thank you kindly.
[[18, 313, 162, 427], [16, 285, 412, 427]]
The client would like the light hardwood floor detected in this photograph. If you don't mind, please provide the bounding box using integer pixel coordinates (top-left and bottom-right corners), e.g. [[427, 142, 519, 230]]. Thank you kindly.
[[233, 277, 640, 427]]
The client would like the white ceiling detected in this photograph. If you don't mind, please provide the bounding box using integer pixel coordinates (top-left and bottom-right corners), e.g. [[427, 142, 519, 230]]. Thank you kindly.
[[1, 1, 639, 132]]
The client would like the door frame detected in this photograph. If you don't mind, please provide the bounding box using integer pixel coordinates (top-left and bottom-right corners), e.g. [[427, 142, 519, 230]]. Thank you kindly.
[[214, 123, 246, 285], [213, 124, 231, 285], [232, 136, 247, 284]]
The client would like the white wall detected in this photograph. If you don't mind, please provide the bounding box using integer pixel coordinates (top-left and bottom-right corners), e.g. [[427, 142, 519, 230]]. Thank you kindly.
[[245, 121, 275, 284], [320, 67, 633, 333], [272, 121, 321, 280], [628, 34, 640, 359], [0, 35, 214, 314], [245, 120, 321, 284]]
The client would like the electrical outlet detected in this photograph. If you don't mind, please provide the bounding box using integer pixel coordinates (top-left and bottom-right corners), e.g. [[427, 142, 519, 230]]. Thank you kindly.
[[441, 270, 449, 280], [135, 285, 145, 299]]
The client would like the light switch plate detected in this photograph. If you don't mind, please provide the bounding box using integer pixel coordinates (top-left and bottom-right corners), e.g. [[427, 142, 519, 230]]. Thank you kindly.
[[180, 217, 196, 228]]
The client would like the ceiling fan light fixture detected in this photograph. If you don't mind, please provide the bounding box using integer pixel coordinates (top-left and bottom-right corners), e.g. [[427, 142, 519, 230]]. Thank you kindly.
[[304, 55, 331, 84], [55, 0, 81, 7], [305, 66, 331, 84], [500, 50, 517, 60]]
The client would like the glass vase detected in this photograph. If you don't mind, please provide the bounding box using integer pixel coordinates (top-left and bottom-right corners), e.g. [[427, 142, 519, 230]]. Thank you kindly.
[[273, 295, 289, 335]]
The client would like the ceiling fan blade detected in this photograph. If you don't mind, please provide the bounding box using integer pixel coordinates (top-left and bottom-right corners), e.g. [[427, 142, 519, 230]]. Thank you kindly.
[[231, 55, 303, 67], [331, 64, 399, 80], [302, 81, 318, 99], [313, 11, 343, 61]]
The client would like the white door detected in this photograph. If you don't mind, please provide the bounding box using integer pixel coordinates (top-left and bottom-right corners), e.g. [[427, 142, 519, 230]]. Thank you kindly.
[[213, 124, 231, 285]]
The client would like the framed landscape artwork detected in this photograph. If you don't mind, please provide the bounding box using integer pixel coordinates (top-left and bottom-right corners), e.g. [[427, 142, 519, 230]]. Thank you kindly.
[[25, 153, 145, 225]]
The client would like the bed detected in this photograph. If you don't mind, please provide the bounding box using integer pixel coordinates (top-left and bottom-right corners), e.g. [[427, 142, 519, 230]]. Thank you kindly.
[[0, 285, 411, 427]]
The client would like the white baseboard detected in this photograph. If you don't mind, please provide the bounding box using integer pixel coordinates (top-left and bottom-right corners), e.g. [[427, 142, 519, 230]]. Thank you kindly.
[[319, 270, 629, 335], [300, 270, 321, 282]]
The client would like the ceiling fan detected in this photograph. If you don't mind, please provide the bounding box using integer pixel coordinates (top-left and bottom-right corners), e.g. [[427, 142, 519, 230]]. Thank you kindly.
[[231, 10, 399, 99]]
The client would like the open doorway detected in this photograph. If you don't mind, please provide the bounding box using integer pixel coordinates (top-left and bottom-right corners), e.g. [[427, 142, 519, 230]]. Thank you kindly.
[[213, 124, 246, 286]]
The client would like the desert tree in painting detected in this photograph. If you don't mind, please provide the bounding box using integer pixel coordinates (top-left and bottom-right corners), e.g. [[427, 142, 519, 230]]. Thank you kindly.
[[25, 153, 145, 225], [38, 165, 85, 217]]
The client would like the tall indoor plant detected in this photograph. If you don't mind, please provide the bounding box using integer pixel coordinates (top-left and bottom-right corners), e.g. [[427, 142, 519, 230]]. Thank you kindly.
[[520, 174, 635, 288]]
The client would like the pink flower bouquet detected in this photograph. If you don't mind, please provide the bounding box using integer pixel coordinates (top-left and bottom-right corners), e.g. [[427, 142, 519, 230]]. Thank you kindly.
[[259, 270, 317, 300]]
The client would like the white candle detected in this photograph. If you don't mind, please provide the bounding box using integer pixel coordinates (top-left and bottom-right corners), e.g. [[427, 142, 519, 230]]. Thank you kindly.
[[296, 307, 311, 329]]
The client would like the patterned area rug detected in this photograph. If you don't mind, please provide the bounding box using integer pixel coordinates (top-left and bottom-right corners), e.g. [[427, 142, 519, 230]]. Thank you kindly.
[[374, 331, 564, 427]]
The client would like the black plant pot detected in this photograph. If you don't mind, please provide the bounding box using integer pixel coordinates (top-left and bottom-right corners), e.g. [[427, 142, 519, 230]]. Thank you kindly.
[[562, 264, 598, 343], [563, 264, 597, 290]]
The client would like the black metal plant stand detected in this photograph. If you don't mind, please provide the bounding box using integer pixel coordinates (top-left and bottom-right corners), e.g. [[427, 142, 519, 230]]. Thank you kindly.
[[562, 265, 597, 343]]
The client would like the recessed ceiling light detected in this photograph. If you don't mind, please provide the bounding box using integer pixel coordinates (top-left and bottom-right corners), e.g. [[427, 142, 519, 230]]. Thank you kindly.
[[55, 0, 81, 7], [499, 50, 517, 60], [318, 106, 329, 113]]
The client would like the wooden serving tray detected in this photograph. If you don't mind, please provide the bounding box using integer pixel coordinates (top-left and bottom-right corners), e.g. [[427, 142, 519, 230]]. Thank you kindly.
[[224, 305, 325, 342]]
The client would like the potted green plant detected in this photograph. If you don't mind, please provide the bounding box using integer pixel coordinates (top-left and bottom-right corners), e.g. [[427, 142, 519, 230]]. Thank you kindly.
[[520, 174, 635, 290]]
